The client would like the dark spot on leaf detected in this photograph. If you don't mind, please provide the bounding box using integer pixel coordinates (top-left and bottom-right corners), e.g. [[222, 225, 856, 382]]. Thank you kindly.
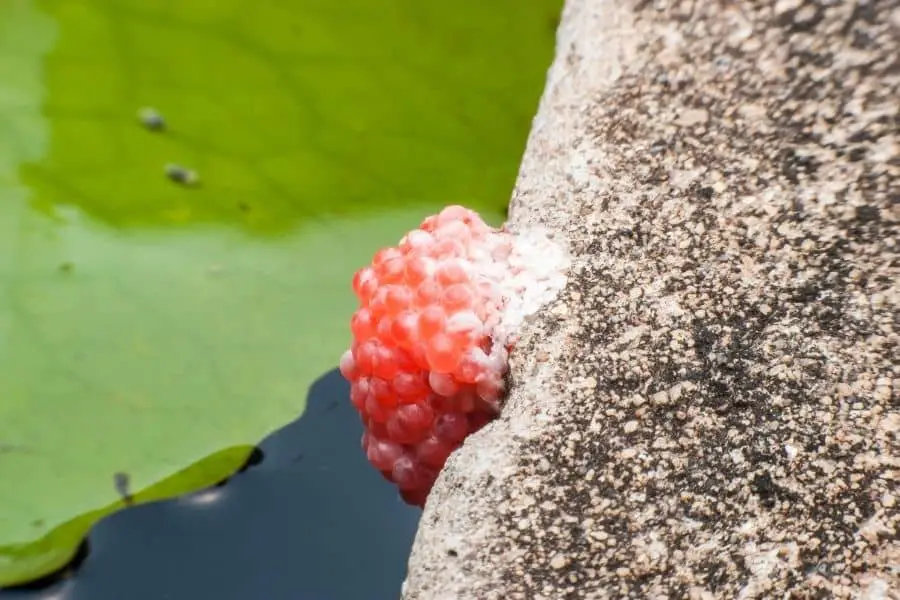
[[138, 107, 165, 132], [165, 163, 199, 187], [113, 472, 133, 504]]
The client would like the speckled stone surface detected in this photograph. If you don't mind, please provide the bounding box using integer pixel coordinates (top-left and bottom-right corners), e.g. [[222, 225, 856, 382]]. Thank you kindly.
[[402, 0, 899, 598]]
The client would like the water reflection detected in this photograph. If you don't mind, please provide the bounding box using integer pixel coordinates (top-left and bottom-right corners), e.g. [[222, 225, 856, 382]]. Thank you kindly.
[[0, 369, 420, 600]]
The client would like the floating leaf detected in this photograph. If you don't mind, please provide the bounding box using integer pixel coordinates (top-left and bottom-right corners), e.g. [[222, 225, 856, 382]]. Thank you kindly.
[[0, 0, 559, 585]]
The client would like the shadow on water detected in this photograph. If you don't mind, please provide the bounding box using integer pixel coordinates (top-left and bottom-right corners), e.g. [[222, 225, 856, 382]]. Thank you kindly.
[[0, 370, 421, 600]]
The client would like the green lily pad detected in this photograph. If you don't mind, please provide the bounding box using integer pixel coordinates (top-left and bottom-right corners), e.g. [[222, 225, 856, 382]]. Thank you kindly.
[[0, 0, 559, 586]]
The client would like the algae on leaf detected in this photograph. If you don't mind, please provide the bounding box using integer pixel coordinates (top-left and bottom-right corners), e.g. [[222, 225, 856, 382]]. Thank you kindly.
[[0, 0, 560, 586]]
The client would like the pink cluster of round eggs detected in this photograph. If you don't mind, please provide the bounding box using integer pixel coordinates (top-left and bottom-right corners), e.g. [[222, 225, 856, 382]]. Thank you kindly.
[[339, 206, 511, 506]]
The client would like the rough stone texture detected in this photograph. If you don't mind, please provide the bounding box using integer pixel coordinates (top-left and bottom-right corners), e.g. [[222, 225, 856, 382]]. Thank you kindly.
[[402, 0, 899, 598]]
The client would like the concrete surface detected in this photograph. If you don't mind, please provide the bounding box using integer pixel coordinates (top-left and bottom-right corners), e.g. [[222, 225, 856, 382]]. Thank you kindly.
[[402, 0, 899, 598]]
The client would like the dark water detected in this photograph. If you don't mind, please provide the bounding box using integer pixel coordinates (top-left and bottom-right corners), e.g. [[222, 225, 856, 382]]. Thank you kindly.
[[0, 371, 420, 600]]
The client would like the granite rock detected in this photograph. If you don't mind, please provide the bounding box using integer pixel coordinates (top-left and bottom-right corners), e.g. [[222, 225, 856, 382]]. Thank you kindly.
[[403, 0, 899, 598]]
